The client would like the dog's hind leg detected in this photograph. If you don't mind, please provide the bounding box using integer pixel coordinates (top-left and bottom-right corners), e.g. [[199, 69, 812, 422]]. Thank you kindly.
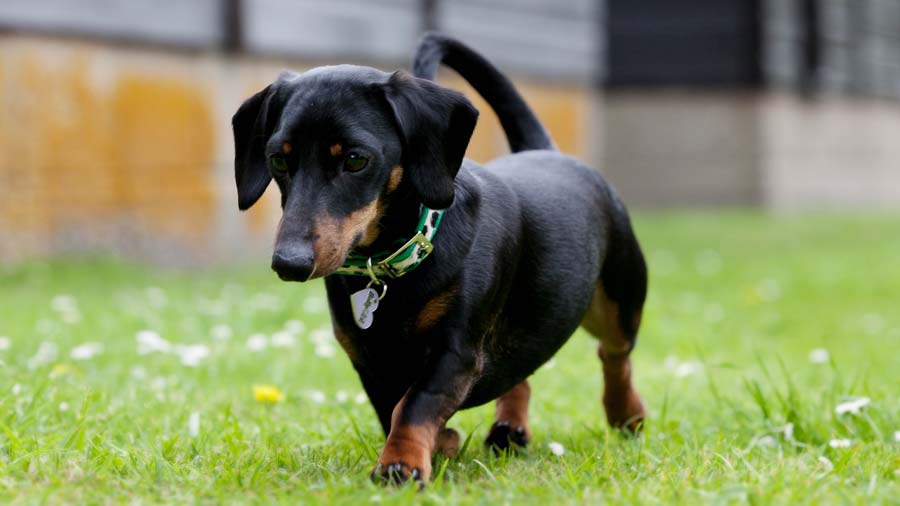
[[582, 225, 648, 432], [484, 380, 531, 452]]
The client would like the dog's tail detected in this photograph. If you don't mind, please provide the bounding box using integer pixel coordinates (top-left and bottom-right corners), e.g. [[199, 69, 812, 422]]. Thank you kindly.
[[412, 32, 555, 153]]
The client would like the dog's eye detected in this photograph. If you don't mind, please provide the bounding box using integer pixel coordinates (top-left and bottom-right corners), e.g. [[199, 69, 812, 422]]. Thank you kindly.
[[269, 156, 289, 174], [343, 152, 369, 172]]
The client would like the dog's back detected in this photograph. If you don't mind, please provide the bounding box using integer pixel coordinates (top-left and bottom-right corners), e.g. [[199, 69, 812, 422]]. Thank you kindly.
[[413, 33, 648, 429]]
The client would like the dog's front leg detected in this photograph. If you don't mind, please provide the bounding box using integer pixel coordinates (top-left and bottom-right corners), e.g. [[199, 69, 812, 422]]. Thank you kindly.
[[371, 345, 479, 486]]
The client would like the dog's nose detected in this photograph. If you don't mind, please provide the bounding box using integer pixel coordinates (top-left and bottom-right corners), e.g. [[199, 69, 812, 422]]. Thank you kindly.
[[271, 248, 316, 282]]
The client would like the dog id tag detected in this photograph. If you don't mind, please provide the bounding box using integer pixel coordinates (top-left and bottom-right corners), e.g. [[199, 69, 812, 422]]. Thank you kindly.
[[350, 287, 380, 329]]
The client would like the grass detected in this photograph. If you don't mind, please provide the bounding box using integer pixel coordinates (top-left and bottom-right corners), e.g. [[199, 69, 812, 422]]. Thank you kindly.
[[1, 212, 899, 504]]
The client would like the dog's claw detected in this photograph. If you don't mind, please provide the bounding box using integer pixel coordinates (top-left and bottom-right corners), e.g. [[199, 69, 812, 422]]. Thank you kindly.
[[370, 462, 424, 487], [485, 420, 530, 453]]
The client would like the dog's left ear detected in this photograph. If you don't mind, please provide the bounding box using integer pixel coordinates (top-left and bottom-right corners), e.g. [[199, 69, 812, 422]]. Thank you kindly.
[[383, 71, 478, 209], [232, 84, 277, 211]]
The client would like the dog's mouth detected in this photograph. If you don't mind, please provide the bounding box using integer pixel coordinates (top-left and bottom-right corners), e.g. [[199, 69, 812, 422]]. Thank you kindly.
[[273, 199, 382, 282]]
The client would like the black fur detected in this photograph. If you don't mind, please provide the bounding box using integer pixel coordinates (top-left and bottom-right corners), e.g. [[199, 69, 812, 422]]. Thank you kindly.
[[232, 33, 647, 483]]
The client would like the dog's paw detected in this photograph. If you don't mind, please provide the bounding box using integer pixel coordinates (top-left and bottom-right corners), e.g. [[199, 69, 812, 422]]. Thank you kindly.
[[436, 427, 461, 458], [370, 462, 425, 487], [484, 420, 530, 453], [603, 386, 646, 435]]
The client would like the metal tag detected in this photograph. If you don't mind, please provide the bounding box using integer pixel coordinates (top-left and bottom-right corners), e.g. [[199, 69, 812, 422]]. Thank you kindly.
[[350, 287, 380, 329]]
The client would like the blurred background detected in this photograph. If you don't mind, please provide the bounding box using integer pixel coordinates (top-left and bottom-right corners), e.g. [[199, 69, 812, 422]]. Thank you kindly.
[[1, 0, 898, 266]]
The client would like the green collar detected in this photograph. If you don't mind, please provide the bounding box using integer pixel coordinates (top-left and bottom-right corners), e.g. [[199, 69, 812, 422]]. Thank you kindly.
[[335, 207, 444, 279]]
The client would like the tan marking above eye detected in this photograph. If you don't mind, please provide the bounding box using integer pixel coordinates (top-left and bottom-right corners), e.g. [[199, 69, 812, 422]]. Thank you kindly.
[[281, 142, 292, 155], [387, 165, 404, 193], [329, 143, 343, 157]]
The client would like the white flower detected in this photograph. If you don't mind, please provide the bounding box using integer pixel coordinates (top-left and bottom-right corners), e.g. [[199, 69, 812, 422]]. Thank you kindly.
[[302, 297, 327, 314], [284, 320, 306, 335], [131, 366, 147, 379], [28, 341, 58, 369], [60, 310, 82, 324], [51, 295, 77, 312], [188, 412, 200, 438], [150, 377, 168, 391], [11, 383, 22, 395], [51, 295, 81, 324], [315, 342, 336, 358], [783, 423, 794, 441], [828, 438, 851, 448], [59, 402, 69, 411], [308, 390, 326, 404], [245, 334, 268, 352], [136, 330, 171, 355], [548, 442, 565, 456], [354, 392, 368, 404], [757, 435, 776, 447], [335, 390, 349, 403], [146, 286, 167, 307], [893, 431, 900, 443], [70, 342, 104, 361], [210, 324, 233, 341], [818, 456, 834, 472], [309, 328, 332, 345], [809, 348, 830, 364], [174, 344, 210, 367], [0, 336, 10, 350], [270, 331, 296, 348], [835, 397, 871, 415], [664, 356, 702, 378]]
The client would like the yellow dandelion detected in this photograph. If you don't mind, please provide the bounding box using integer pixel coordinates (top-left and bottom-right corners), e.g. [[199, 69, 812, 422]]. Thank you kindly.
[[253, 384, 285, 404]]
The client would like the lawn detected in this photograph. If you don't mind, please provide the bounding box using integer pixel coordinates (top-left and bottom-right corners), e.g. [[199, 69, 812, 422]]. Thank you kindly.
[[1, 212, 899, 505]]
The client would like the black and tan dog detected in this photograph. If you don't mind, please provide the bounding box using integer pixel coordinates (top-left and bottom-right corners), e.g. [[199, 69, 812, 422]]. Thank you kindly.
[[232, 33, 647, 485]]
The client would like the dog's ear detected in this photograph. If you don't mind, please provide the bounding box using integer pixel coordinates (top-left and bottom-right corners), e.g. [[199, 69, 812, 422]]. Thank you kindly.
[[232, 84, 277, 210], [383, 71, 478, 209]]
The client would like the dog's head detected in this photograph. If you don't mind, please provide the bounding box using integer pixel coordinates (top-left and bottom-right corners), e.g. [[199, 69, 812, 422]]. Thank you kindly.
[[233, 66, 478, 281]]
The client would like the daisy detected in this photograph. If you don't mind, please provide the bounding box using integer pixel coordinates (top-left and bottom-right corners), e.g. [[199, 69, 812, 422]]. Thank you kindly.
[[188, 412, 200, 438], [270, 331, 296, 348], [246, 334, 268, 352], [835, 397, 870, 415], [284, 320, 306, 335], [548, 442, 565, 456], [70, 342, 104, 361], [136, 330, 171, 355], [174, 344, 210, 367], [210, 324, 233, 341], [808, 348, 830, 364], [828, 438, 851, 448]]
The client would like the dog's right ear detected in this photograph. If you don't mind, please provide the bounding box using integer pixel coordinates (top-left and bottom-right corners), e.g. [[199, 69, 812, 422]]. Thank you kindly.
[[232, 84, 276, 210]]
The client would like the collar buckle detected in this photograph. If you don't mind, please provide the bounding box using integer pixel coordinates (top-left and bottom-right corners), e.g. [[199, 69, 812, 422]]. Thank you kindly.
[[376, 232, 433, 278]]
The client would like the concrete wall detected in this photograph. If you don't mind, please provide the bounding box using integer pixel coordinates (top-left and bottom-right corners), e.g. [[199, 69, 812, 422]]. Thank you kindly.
[[597, 90, 900, 210]]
